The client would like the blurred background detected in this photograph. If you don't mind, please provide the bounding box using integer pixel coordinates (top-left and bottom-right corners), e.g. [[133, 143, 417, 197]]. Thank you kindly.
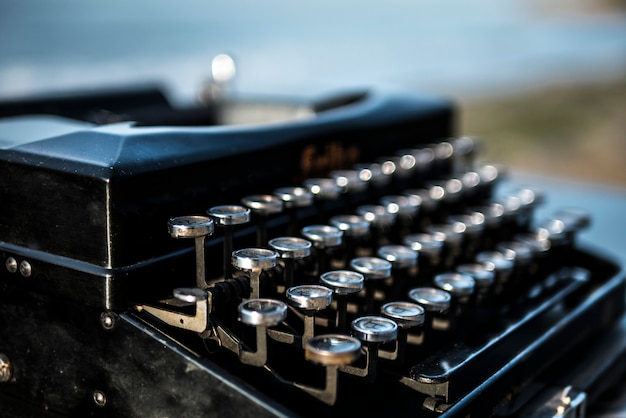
[[1, 0, 624, 186]]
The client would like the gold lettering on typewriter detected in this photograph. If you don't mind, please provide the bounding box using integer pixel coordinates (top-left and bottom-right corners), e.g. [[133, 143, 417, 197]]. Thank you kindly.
[[300, 142, 360, 178]]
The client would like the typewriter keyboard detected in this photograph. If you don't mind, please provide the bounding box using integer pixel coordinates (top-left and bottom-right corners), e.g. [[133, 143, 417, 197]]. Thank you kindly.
[[135, 136, 624, 417]]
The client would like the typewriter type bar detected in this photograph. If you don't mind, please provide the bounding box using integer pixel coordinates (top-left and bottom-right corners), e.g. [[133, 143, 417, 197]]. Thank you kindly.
[[0, 87, 624, 418]]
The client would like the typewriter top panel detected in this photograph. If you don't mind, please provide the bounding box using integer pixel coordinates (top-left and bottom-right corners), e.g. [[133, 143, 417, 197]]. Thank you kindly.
[[0, 89, 453, 276], [0, 90, 450, 177]]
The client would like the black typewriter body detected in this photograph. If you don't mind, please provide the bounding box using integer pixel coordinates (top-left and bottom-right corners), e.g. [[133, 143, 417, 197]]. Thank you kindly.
[[0, 86, 624, 418]]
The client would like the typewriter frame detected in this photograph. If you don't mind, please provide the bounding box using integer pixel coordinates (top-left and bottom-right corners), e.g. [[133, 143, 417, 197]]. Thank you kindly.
[[0, 87, 624, 417]]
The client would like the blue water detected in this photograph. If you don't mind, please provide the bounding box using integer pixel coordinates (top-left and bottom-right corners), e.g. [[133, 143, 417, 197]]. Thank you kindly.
[[1, 0, 625, 101]]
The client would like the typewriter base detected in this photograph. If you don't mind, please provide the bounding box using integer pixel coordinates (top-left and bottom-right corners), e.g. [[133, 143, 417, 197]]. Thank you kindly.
[[0, 248, 623, 418]]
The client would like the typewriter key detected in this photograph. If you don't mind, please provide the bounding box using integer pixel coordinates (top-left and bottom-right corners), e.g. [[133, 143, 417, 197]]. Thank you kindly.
[[404, 188, 438, 229], [456, 263, 495, 303], [354, 162, 389, 188], [350, 257, 392, 313], [427, 224, 463, 268], [381, 302, 425, 329], [274, 187, 314, 208], [377, 245, 418, 270], [329, 215, 370, 238], [305, 334, 361, 366], [476, 251, 515, 303], [356, 205, 396, 229], [287, 285, 334, 344], [461, 171, 481, 200], [330, 214, 370, 263], [304, 178, 341, 200], [356, 205, 396, 248], [287, 284, 333, 311], [168, 215, 215, 288], [330, 169, 367, 194], [237, 298, 288, 367], [408, 287, 451, 314], [433, 273, 475, 305], [477, 163, 502, 198], [238, 298, 288, 327], [350, 257, 392, 281], [232, 248, 278, 299], [273, 186, 314, 235], [208, 205, 251, 279], [448, 214, 485, 258], [351, 316, 398, 344], [173, 287, 208, 304], [320, 270, 365, 331], [320, 270, 365, 295], [378, 245, 418, 299], [269, 237, 312, 288], [380, 195, 421, 239], [404, 233, 444, 281], [241, 194, 283, 247], [302, 225, 343, 274]]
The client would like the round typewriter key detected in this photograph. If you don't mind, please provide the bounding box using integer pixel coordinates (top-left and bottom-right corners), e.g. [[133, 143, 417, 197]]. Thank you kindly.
[[329, 215, 370, 238], [381, 302, 425, 328], [233, 248, 278, 299], [301, 225, 343, 248], [269, 237, 312, 259], [476, 251, 514, 274], [242, 194, 283, 247], [408, 287, 451, 313], [456, 263, 495, 291], [238, 298, 288, 327], [380, 195, 420, 217], [268, 236, 311, 288], [433, 273, 475, 297], [461, 171, 481, 194], [477, 163, 501, 186], [305, 334, 361, 366], [330, 169, 367, 193], [350, 257, 392, 280], [207, 205, 251, 226], [287, 285, 333, 311], [208, 205, 251, 279], [554, 207, 591, 231], [377, 245, 417, 270], [232, 248, 278, 271], [320, 270, 365, 295], [403, 233, 443, 258], [354, 162, 389, 187], [241, 194, 283, 215], [321, 270, 365, 331], [351, 316, 398, 343], [273, 186, 314, 208], [304, 178, 341, 200], [356, 205, 396, 228], [168, 215, 214, 288], [168, 215, 214, 238], [173, 287, 208, 304], [496, 241, 534, 266]]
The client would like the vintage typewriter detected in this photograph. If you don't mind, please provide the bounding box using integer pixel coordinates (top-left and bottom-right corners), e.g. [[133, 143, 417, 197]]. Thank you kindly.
[[0, 76, 625, 417]]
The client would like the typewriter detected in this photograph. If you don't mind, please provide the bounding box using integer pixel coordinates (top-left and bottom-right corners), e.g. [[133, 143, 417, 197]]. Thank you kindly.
[[0, 76, 625, 417]]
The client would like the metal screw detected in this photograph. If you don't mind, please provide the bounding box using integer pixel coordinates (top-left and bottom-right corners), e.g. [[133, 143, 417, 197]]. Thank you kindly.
[[100, 312, 117, 331], [0, 354, 12, 383], [93, 390, 107, 407], [19, 260, 31, 277], [5, 257, 17, 273]]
